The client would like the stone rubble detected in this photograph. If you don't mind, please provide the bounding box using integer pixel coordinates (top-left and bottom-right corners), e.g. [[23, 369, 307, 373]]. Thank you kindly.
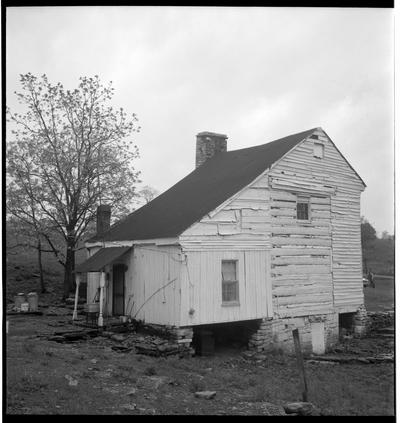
[[283, 402, 319, 416], [194, 391, 216, 400]]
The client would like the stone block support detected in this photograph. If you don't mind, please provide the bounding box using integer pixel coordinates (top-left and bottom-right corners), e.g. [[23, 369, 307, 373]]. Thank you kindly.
[[352, 305, 368, 338], [248, 313, 339, 354]]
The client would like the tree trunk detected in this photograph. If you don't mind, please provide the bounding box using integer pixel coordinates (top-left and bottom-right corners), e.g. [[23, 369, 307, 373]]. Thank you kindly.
[[37, 238, 46, 293], [63, 237, 75, 300]]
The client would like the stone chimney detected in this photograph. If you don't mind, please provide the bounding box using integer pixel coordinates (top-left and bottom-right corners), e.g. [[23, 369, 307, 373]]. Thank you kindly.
[[96, 204, 111, 237], [195, 131, 228, 168]]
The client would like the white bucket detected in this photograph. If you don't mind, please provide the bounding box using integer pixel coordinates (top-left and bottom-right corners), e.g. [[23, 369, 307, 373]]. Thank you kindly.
[[120, 315, 127, 323], [20, 302, 29, 312]]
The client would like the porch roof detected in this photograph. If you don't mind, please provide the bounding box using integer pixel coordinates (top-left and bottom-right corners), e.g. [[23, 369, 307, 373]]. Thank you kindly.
[[75, 247, 131, 273]]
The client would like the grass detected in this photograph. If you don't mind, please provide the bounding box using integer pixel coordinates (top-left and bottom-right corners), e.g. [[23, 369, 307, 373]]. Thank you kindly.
[[5, 237, 394, 415], [364, 277, 394, 312], [6, 313, 394, 415]]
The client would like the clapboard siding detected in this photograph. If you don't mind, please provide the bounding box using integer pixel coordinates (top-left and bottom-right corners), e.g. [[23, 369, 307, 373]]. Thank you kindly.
[[180, 173, 271, 250], [269, 129, 364, 313], [125, 245, 182, 326], [179, 173, 273, 325], [179, 128, 363, 322], [268, 187, 334, 318], [86, 247, 102, 310], [179, 249, 272, 326]]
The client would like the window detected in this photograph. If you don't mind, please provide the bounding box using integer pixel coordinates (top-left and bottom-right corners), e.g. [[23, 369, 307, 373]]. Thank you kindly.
[[222, 260, 239, 304], [313, 143, 324, 158], [297, 201, 309, 220]]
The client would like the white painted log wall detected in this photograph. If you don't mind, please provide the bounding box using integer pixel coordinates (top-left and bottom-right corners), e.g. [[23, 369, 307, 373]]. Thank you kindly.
[[175, 128, 363, 325], [86, 246, 101, 307], [179, 249, 272, 326], [180, 174, 272, 251], [268, 188, 334, 318], [179, 173, 273, 326], [125, 245, 182, 326], [269, 129, 364, 314]]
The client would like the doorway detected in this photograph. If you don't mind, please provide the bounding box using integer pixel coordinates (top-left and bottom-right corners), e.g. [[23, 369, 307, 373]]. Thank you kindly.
[[112, 264, 125, 316]]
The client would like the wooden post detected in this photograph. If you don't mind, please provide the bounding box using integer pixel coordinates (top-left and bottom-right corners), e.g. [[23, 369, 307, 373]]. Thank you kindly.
[[98, 272, 105, 327], [72, 273, 81, 322], [292, 328, 308, 402]]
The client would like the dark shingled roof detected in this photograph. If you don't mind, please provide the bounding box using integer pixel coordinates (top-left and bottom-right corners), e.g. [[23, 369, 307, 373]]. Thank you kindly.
[[75, 247, 131, 272], [88, 128, 318, 243]]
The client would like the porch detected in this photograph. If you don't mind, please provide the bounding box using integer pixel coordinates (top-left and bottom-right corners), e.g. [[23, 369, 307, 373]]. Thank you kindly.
[[73, 246, 132, 327]]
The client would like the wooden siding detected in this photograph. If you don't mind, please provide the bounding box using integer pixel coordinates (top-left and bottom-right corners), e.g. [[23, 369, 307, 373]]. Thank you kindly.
[[86, 247, 101, 308], [269, 128, 364, 313], [126, 245, 182, 326], [179, 249, 272, 326], [179, 173, 273, 325], [180, 174, 272, 251], [268, 189, 334, 318], [179, 128, 364, 323]]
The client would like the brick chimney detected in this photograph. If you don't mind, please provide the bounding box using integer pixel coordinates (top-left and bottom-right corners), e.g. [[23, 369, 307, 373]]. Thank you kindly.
[[96, 204, 111, 237], [196, 131, 228, 168]]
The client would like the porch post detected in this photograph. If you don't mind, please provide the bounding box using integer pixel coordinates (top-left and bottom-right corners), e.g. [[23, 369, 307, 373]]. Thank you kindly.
[[72, 273, 81, 322], [98, 271, 106, 327]]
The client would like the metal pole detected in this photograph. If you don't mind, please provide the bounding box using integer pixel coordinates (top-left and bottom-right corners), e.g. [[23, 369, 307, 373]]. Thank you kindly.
[[98, 272, 105, 327], [292, 328, 308, 402], [72, 274, 81, 322]]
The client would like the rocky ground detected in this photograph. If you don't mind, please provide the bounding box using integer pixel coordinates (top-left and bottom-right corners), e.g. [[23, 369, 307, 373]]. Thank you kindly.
[[5, 307, 394, 416]]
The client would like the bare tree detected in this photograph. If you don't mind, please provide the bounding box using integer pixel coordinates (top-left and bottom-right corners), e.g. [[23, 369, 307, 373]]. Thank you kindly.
[[7, 74, 141, 299], [138, 185, 159, 204]]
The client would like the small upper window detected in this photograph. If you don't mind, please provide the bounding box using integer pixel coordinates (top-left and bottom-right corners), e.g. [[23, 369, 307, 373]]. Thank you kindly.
[[222, 260, 239, 304], [297, 201, 309, 220], [313, 143, 324, 158]]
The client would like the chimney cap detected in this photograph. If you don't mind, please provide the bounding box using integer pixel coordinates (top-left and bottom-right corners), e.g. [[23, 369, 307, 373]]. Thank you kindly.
[[97, 204, 111, 212], [197, 131, 228, 139]]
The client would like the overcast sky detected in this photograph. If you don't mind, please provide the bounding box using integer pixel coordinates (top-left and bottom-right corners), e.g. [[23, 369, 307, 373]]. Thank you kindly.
[[6, 6, 394, 235]]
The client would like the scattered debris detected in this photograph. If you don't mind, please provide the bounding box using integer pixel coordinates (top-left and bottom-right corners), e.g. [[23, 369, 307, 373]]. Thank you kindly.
[[6, 311, 43, 316], [121, 403, 137, 411], [126, 388, 137, 396], [136, 375, 171, 390], [111, 345, 134, 353], [309, 353, 393, 364], [261, 402, 287, 416], [48, 329, 99, 343], [367, 311, 394, 332], [376, 327, 394, 335], [111, 334, 126, 343], [195, 391, 216, 400], [307, 359, 339, 365], [65, 375, 78, 386], [283, 402, 318, 416], [44, 307, 73, 317]]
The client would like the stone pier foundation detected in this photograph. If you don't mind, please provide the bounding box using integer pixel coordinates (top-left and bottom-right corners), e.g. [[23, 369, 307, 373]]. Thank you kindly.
[[248, 313, 339, 354], [169, 327, 194, 355], [352, 305, 368, 338]]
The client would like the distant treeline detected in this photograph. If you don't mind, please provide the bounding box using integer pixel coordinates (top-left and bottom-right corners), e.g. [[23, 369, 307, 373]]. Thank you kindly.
[[361, 218, 394, 276]]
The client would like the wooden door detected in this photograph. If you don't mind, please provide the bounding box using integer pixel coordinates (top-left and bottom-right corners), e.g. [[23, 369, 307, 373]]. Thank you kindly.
[[113, 264, 125, 316], [311, 322, 325, 355]]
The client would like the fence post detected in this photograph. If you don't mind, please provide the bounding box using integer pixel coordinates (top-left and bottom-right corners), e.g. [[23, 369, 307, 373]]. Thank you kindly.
[[292, 328, 308, 402]]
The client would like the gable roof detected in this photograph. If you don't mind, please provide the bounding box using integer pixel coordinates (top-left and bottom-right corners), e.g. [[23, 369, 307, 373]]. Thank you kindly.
[[87, 127, 355, 243]]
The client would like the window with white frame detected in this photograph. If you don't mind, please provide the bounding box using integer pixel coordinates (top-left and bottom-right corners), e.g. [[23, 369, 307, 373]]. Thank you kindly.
[[313, 143, 324, 158], [296, 198, 310, 220], [221, 260, 239, 304]]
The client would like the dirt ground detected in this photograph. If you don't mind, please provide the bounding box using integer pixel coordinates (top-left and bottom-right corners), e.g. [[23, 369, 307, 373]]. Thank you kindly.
[[5, 254, 395, 416], [5, 311, 394, 416]]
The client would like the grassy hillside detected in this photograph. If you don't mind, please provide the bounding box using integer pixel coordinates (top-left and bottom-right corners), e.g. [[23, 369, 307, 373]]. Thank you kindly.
[[6, 244, 87, 304], [363, 238, 394, 276]]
